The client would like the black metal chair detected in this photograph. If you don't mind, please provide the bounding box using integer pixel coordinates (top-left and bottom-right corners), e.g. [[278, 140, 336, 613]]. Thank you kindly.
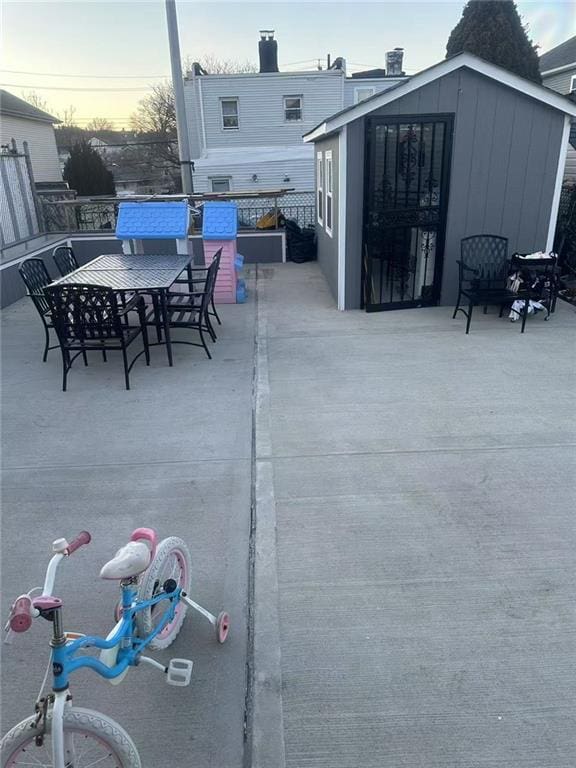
[[165, 253, 221, 359], [174, 250, 222, 330], [18, 258, 61, 362], [44, 284, 150, 391], [452, 235, 515, 333], [53, 246, 79, 277]]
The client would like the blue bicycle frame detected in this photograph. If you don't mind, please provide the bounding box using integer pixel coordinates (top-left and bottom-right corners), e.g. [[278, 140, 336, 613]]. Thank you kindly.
[[51, 582, 183, 691]]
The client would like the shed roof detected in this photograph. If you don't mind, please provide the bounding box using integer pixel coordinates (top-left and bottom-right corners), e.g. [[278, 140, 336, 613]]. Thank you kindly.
[[0, 89, 60, 123], [303, 52, 576, 143], [540, 36, 576, 74]]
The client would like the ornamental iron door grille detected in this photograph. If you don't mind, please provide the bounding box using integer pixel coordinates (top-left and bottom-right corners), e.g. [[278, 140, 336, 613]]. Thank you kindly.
[[362, 115, 453, 310]]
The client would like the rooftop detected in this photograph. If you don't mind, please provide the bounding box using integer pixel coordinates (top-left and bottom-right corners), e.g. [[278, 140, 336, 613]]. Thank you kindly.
[[540, 35, 576, 73], [0, 89, 60, 124], [2, 262, 575, 766]]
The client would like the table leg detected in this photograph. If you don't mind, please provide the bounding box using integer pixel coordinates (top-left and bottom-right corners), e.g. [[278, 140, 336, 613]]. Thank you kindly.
[[160, 290, 173, 367], [152, 293, 162, 342]]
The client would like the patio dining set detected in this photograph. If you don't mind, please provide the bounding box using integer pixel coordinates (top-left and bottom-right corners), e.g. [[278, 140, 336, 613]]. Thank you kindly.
[[18, 245, 223, 391]]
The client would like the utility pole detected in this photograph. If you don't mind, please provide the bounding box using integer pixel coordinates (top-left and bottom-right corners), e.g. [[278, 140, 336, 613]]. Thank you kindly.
[[165, 0, 193, 194]]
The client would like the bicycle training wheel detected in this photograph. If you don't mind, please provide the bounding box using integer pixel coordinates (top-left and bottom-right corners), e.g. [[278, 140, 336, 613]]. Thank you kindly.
[[135, 536, 192, 650], [1, 707, 141, 768]]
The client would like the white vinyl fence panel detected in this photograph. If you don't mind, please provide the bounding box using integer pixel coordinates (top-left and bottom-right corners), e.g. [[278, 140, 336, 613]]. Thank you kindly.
[[0, 141, 40, 247]]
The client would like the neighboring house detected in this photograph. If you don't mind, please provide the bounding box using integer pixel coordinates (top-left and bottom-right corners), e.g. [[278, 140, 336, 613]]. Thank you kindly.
[[0, 90, 62, 184], [184, 32, 408, 193], [540, 36, 576, 181], [304, 52, 576, 311]]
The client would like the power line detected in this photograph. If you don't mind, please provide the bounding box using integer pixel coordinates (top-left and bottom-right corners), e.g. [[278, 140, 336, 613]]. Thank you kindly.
[[1, 83, 152, 92], [0, 68, 169, 79]]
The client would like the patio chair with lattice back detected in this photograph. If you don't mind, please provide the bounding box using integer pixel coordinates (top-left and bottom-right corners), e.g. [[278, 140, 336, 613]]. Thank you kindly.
[[166, 250, 221, 359], [53, 245, 79, 277], [452, 235, 514, 333], [18, 257, 63, 363], [44, 283, 150, 391]]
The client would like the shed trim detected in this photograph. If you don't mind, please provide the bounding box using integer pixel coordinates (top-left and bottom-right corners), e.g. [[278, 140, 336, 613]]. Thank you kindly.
[[541, 61, 576, 77], [337, 125, 347, 310], [303, 52, 576, 143], [546, 114, 571, 253]]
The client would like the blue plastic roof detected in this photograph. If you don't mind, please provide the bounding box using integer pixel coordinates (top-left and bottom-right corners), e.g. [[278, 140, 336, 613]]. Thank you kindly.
[[202, 202, 238, 240], [116, 202, 189, 239]]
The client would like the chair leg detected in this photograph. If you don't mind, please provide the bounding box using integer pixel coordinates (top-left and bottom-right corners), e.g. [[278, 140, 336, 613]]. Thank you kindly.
[[465, 301, 474, 334], [102, 349, 107, 362], [42, 325, 50, 362], [198, 324, 212, 359], [152, 294, 162, 342], [452, 290, 461, 319], [483, 305, 488, 315], [82, 346, 88, 366], [211, 296, 221, 325], [61, 349, 70, 392], [499, 304, 505, 318], [521, 299, 529, 334], [142, 323, 150, 366], [121, 346, 130, 390], [206, 313, 217, 342]]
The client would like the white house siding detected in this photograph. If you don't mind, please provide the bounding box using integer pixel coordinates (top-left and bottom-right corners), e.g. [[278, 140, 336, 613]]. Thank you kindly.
[[0, 115, 61, 182], [343, 77, 406, 107], [185, 70, 343, 152], [543, 69, 575, 95], [193, 147, 314, 193], [543, 68, 576, 181]]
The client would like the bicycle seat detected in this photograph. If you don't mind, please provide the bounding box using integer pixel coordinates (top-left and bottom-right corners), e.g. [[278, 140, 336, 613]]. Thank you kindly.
[[99, 541, 151, 580]]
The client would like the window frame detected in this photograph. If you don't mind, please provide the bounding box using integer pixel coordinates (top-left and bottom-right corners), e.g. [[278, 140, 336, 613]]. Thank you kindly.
[[325, 150, 333, 237], [316, 151, 324, 226], [283, 95, 303, 122], [354, 86, 375, 104], [210, 176, 232, 193], [220, 97, 239, 130], [570, 74, 576, 93]]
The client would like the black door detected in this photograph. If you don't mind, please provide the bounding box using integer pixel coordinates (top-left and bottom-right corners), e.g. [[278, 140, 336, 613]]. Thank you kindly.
[[362, 115, 453, 311]]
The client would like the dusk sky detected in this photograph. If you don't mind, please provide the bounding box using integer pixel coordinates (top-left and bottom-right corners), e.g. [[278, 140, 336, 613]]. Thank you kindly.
[[2, 0, 574, 128]]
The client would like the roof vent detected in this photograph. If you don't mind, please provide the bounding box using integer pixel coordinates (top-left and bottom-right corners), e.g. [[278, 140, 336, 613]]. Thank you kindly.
[[259, 30, 279, 73]]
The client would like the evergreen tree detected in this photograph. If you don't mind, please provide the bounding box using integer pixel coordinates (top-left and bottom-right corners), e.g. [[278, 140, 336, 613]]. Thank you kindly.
[[446, 0, 541, 83], [63, 141, 116, 196]]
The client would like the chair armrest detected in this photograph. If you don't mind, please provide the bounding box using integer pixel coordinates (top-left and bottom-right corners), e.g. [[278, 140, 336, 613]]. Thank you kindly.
[[117, 294, 143, 317], [167, 291, 205, 299], [174, 277, 208, 285], [456, 259, 478, 274]]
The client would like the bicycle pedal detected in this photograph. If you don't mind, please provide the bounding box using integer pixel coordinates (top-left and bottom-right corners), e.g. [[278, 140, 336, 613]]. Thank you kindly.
[[166, 658, 193, 687]]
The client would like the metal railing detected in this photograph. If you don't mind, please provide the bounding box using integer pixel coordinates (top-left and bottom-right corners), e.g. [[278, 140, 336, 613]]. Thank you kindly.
[[0, 139, 43, 248], [40, 191, 316, 234]]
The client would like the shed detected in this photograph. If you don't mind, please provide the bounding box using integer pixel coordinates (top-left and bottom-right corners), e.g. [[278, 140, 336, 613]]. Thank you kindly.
[[303, 52, 576, 311]]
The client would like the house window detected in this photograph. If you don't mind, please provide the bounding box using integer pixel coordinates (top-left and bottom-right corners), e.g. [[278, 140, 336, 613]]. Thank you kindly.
[[284, 95, 302, 121], [210, 177, 231, 193], [316, 151, 324, 225], [354, 86, 375, 103], [571, 75, 576, 94], [325, 150, 333, 237], [221, 99, 239, 129]]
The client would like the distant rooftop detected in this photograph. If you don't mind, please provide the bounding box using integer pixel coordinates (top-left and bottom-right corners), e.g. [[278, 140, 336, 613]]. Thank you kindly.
[[540, 36, 576, 73], [0, 89, 60, 124]]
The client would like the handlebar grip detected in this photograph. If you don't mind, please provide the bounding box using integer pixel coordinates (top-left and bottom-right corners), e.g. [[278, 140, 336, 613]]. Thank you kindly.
[[66, 531, 92, 555], [10, 596, 33, 633]]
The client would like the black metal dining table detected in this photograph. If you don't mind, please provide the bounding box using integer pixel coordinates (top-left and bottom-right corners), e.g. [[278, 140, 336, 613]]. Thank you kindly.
[[51, 253, 193, 366]]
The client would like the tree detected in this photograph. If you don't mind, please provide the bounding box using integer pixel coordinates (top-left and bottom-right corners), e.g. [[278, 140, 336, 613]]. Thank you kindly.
[[130, 82, 179, 168], [21, 91, 52, 113], [183, 54, 257, 74], [446, 0, 541, 84], [85, 117, 114, 132], [63, 141, 116, 196]]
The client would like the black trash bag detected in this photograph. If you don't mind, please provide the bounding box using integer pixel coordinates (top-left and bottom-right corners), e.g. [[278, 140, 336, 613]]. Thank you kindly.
[[285, 219, 317, 263]]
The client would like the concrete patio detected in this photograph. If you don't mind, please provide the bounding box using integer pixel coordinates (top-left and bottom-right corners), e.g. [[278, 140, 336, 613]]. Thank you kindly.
[[2, 261, 575, 767]]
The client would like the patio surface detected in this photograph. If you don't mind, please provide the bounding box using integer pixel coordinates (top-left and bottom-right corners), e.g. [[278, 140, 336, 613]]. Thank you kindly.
[[1, 281, 257, 768], [1, 261, 575, 768], [254, 263, 576, 768]]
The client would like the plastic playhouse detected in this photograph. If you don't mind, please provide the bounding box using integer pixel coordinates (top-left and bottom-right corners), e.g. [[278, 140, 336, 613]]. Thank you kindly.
[[202, 202, 246, 304]]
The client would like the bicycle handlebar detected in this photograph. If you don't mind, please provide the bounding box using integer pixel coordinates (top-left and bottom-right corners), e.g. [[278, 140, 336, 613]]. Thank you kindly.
[[66, 531, 91, 555]]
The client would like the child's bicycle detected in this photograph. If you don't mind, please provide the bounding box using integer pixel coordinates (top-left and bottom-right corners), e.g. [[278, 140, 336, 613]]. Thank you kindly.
[[1, 528, 230, 768]]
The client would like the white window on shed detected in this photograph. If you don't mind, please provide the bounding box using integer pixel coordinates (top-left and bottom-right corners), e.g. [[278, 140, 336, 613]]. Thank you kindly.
[[316, 151, 324, 225], [325, 150, 333, 237], [221, 99, 239, 129], [354, 86, 375, 103], [284, 95, 302, 121], [571, 75, 576, 93], [210, 177, 231, 193]]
